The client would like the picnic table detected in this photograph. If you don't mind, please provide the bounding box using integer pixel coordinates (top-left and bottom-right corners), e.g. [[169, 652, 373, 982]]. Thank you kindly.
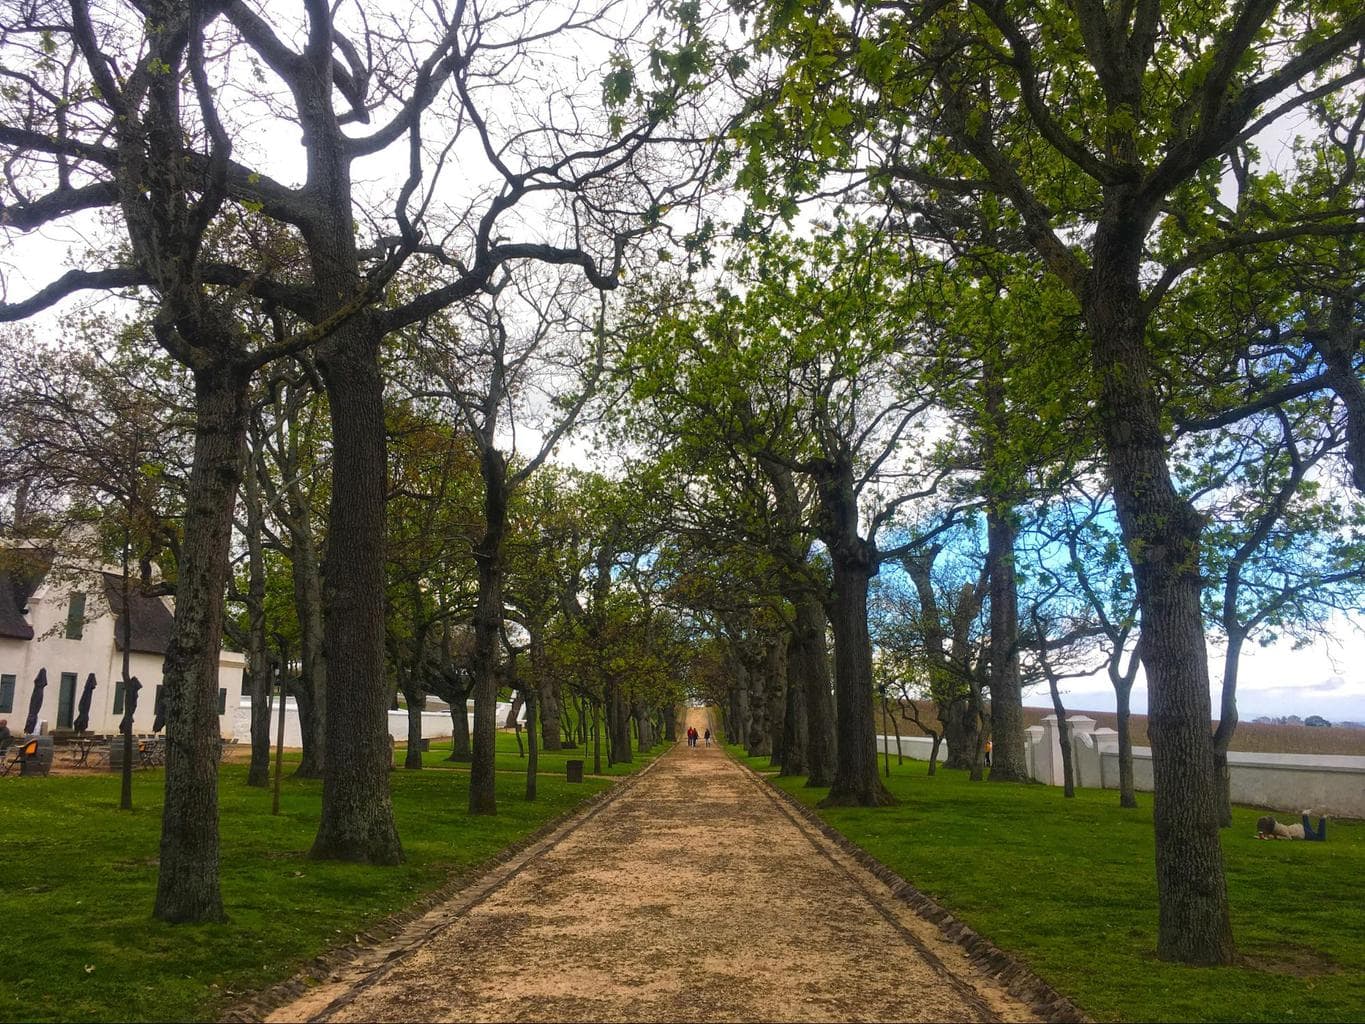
[[65, 733, 107, 769]]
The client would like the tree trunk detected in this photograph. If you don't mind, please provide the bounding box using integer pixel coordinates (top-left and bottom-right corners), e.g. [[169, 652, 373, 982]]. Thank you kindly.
[[634, 703, 652, 752], [792, 594, 835, 786], [243, 467, 271, 789], [525, 685, 538, 801], [927, 734, 942, 775], [592, 699, 602, 775], [664, 710, 677, 742], [1314, 305, 1365, 493], [469, 448, 508, 816], [822, 549, 895, 807], [291, 677, 323, 780], [403, 679, 424, 770], [608, 684, 632, 764], [154, 365, 248, 923], [766, 637, 786, 766], [746, 649, 770, 758], [968, 700, 988, 783], [290, 528, 327, 778], [1086, 232, 1232, 964], [940, 697, 979, 771], [446, 685, 472, 761], [1116, 678, 1137, 809], [1047, 675, 1075, 798], [728, 651, 750, 753], [310, 316, 403, 864], [985, 501, 1028, 782], [531, 631, 562, 750], [1211, 633, 1244, 828], [757, 456, 834, 784], [779, 629, 808, 777], [504, 692, 524, 730], [246, 665, 273, 788]]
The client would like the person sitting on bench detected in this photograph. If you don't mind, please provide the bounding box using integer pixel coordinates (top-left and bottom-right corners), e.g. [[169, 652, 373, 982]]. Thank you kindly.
[[1256, 812, 1327, 841]]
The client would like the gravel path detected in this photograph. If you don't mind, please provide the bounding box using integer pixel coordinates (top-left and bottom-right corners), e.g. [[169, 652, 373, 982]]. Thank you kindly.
[[267, 710, 1040, 1023]]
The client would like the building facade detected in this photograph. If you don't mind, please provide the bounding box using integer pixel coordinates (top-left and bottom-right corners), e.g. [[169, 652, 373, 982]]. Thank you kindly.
[[0, 546, 244, 736]]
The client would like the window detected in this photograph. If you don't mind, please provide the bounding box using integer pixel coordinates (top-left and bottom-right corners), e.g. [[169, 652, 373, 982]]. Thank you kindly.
[[218, 688, 228, 715], [113, 680, 125, 716], [65, 592, 86, 640], [0, 674, 14, 713]]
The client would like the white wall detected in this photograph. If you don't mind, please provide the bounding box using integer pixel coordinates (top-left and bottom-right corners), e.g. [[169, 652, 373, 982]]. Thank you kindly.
[[876, 717, 1365, 819], [1043, 716, 1365, 819], [876, 734, 949, 763], [231, 698, 521, 749]]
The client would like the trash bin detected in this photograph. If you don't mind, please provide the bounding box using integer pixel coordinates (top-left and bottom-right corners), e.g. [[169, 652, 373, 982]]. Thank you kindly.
[[566, 759, 584, 784]]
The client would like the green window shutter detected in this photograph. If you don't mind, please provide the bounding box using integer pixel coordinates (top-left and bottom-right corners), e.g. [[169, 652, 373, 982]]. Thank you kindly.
[[218, 688, 227, 715], [113, 680, 125, 716], [65, 592, 86, 640], [0, 674, 14, 713]]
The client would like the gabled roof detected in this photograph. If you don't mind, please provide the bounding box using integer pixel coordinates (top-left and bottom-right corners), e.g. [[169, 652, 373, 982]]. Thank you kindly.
[[0, 548, 54, 640], [102, 573, 175, 655]]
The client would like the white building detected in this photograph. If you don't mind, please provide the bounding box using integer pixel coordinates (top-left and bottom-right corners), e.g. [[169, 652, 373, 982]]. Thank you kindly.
[[0, 545, 244, 737]]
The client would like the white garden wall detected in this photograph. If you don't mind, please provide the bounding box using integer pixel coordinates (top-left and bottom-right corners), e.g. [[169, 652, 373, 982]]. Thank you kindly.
[[877, 715, 1365, 819]]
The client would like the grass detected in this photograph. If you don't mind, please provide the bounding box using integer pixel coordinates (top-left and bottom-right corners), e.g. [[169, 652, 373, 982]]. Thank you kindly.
[[0, 735, 659, 1023], [727, 745, 1365, 1023], [408, 730, 664, 777]]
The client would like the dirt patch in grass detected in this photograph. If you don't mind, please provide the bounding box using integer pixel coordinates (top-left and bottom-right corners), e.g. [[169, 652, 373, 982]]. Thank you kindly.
[[1239, 947, 1341, 978]]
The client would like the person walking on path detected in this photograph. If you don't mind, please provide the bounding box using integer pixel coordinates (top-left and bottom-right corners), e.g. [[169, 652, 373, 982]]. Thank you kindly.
[[704, 728, 711, 745]]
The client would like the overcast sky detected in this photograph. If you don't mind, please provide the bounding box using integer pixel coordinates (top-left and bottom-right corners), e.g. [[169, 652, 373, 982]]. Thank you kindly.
[[1034, 613, 1365, 723]]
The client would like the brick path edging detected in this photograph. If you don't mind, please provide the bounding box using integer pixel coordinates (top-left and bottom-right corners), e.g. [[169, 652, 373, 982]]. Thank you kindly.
[[731, 756, 1092, 1024]]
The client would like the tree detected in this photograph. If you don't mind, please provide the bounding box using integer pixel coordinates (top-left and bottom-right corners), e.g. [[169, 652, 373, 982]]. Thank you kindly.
[[897, 542, 990, 778], [384, 407, 482, 771], [734, 0, 1364, 962], [406, 270, 607, 814], [1028, 485, 1145, 808], [1188, 404, 1365, 824]]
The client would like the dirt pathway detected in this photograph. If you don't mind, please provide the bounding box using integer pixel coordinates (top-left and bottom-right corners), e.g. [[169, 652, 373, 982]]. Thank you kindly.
[[267, 709, 1040, 1023]]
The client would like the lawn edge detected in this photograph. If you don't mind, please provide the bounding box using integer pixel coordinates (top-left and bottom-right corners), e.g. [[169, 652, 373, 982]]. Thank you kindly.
[[727, 751, 1092, 1024], [218, 748, 671, 1023]]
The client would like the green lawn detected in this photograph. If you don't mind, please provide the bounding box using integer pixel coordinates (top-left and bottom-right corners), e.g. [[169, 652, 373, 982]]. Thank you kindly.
[[727, 746, 1365, 1023], [409, 730, 666, 777], [1, 738, 658, 1023]]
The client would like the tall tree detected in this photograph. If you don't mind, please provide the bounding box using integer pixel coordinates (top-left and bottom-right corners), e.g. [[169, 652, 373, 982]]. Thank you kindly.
[[409, 271, 607, 814], [0, 0, 342, 918]]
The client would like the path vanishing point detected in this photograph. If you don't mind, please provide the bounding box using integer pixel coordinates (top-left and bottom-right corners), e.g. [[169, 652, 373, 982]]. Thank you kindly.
[[266, 709, 1044, 1023]]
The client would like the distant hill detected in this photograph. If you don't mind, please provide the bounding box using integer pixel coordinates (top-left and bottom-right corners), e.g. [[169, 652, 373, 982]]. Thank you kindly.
[[880, 701, 1365, 757]]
